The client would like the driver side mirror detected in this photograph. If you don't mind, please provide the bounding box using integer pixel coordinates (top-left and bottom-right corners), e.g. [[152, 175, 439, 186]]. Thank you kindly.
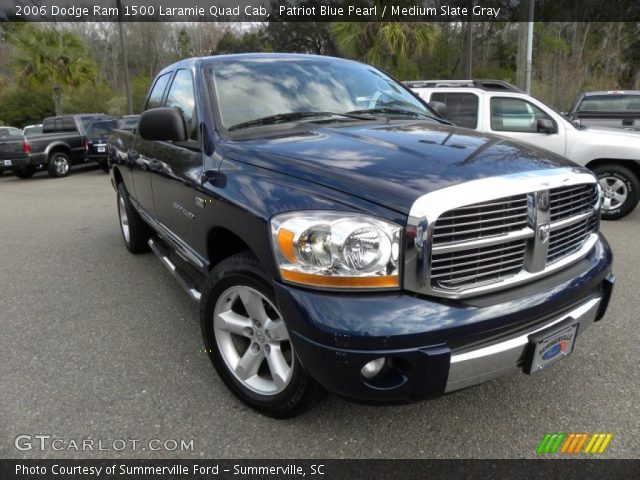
[[428, 101, 448, 119], [139, 108, 187, 142], [536, 118, 556, 134]]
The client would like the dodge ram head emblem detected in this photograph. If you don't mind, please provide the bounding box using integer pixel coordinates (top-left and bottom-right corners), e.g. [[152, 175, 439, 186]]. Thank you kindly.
[[537, 190, 550, 211], [537, 223, 551, 244]]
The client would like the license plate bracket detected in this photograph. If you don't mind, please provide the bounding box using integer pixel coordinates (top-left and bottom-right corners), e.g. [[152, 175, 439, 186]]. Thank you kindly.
[[523, 318, 579, 375]]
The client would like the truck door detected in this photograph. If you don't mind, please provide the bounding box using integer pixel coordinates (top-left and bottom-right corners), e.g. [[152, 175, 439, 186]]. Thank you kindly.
[[487, 96, 566, 157], [128, 71, 172, 216], [149, 68, 203, 250]]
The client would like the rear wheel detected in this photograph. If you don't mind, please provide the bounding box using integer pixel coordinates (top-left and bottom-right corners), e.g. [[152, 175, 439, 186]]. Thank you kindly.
[[200, 253, 323, 417], [14, 167, 35, 179], [116, 182, 151, 253], [593, 164, 640, 220], [47, 152, 71, 178], [99, 160, 109, 173]]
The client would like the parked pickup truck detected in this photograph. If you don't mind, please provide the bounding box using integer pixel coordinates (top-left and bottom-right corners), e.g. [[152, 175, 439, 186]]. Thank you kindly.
[[108, 54, 614, 417], [0, 126, 29, 175], [16, 114, 111, 178], [567, 90, 640, 131], [86, 117, 118, 172], [408, 80, 640, 220]]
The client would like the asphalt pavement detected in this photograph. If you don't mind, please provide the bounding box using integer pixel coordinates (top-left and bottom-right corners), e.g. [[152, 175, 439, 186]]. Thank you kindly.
[[0, 166, 638, 459]]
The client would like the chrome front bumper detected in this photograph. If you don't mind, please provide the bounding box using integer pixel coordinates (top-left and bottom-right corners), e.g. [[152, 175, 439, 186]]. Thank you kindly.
[[445, 296, 602, 392]]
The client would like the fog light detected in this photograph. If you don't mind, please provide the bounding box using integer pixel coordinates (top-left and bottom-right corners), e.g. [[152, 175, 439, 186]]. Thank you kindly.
[[361, 357, 386, 379]]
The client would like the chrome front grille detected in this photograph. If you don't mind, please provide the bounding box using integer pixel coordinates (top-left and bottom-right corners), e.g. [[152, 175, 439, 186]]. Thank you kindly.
[[550, 184, 598, 222], [433, 195, 528, 244], [404, 168, 602, 299], [431, 240, 526, 289], [547, 214, 600, 264]]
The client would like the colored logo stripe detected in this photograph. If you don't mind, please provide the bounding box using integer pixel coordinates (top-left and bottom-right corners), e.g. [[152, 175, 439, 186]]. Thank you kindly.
[[537, 433, 613, 454], [537, 433, 565, 453], [585, 433, 613, 454]]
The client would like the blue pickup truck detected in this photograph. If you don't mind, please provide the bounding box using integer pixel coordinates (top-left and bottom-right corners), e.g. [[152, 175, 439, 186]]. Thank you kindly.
[[107, 54, 614, 417]]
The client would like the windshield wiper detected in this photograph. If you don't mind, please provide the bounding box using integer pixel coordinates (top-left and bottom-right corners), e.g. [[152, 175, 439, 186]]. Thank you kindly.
[[347, 107, 451, 124], [228, 111, 373, 131]]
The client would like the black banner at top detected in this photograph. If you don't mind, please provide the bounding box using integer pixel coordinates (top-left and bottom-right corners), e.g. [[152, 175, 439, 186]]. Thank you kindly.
[[1, 0, 640, 22]]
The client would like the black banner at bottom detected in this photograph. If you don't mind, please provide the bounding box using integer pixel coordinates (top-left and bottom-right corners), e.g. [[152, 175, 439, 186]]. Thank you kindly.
[[1, 459, 639, 480]]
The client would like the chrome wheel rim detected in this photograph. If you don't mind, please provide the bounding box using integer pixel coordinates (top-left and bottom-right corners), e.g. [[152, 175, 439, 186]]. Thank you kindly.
[[53, 155, 69, 175], [118, 194, 130, 243], [213, 286, 293, 396], [599, 176, 628, 211]]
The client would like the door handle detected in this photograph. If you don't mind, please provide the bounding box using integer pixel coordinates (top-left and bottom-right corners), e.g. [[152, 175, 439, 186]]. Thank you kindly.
[[622, 119, 634, 126], [148, 159, 163, 172]]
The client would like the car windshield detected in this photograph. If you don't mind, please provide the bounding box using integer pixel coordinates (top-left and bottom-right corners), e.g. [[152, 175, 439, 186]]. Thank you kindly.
[[23, 126, 42, 136], [87, 121, 117, 137], [207, 56, 435, 130], [578, 94, 640, 112], [0, 127, 23, 138]]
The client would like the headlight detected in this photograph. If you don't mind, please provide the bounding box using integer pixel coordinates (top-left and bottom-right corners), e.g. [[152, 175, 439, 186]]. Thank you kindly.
[[270, 211, 401, 289]]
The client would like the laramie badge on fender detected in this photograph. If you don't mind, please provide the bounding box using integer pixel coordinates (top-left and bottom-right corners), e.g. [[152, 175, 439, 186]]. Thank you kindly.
[[108, 54, 615, 417], [173, 201, 195, 220]]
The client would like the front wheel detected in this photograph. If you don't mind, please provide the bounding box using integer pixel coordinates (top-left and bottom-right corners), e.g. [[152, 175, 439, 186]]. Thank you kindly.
[[200, 253, 323, 418], [47, 152, 71, 178], [593, 164, 640, 220]]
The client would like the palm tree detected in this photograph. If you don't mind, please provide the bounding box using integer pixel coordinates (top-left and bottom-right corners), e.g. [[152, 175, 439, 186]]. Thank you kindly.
[[10, 26, 97, 115], [331, 21, 439, 79]]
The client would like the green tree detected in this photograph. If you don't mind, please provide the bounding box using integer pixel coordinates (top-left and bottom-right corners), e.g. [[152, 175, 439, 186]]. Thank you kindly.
[[175, 27, 194, 59], [0, 85, 55, 127], [330, 21, 439, 78], [9, 25, 97, 115]]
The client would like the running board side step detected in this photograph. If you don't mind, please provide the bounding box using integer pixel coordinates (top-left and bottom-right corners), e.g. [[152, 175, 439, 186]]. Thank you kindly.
[[148, 237, 202, 302]]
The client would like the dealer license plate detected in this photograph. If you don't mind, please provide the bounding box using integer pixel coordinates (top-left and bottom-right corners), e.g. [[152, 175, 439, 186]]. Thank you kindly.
[[97, 146, 106, 153], [524, 323, 578, 374], [3, 160, 11, 166]]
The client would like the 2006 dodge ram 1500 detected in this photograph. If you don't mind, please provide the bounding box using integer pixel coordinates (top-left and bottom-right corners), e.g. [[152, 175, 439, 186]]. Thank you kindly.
[[108, 54, 614, 417]]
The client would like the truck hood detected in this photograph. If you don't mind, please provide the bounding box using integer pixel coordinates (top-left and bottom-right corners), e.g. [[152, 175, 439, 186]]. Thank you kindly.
[[580, 125, 640, 138], [223, 121, 580, 214]]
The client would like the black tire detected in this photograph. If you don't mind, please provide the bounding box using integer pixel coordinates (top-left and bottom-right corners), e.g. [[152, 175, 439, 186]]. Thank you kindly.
[[592, 164, 640, 220], [13, 167, 35, 179], [200, 252, 323, 418], [47, 151, 71, 178], [100, 160, 110, 173], [116, 182, 151, 253]]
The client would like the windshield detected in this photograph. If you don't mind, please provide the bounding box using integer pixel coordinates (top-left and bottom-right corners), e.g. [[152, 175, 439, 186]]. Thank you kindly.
[[0, 127, 23, 138], [87, 121, 117, 137], [578, 94, 640, 112], [23, 126, 42, 136], [207, 57, 434, 130]]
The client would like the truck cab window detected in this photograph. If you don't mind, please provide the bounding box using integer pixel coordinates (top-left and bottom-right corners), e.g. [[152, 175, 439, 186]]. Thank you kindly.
[[491, 97, 554, 133], [165, 69, 198, 140], [146, 72, 172, 110], [430, 92, 479, 129]]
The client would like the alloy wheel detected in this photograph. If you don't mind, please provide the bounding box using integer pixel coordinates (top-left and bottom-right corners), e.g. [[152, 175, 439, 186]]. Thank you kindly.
[[213, 285, 293, 396]]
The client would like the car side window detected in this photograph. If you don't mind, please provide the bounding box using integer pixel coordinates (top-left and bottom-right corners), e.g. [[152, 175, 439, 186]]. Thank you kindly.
[[491, 97, 554, 132], [430, 92, 479, 129], [146, 72, 172, 110], [165, 69, 198, 140]]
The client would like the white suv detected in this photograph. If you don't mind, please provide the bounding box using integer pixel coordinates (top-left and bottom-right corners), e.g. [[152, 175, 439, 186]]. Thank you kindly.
[[408, 80, 640, 220]]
